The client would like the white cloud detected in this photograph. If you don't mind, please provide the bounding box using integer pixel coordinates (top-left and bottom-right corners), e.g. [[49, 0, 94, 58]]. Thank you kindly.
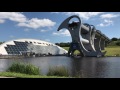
[[0, 12, 56, 29], [24, 28, 30, 32], [104, 19, 113, 23], [98, 13, 119, 27], [0, 12, 27, 23], [98, 23, 104, 27], [17, 18, 56, 29], [40, 29, 49, 32], [53, 29, 70, 36], [97, 19, 113, 27], [53, 12, 104, 20], [0, 19, 5, 23], [100, 14, 119, 19]]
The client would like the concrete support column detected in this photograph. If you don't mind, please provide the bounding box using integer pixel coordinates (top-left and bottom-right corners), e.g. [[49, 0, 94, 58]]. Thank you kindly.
[[94, 37, 101, 52], [100, 39, 105, 50]]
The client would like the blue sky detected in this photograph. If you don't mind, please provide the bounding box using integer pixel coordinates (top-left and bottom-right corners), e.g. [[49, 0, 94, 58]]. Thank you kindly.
[[0, 12, 120, 43]]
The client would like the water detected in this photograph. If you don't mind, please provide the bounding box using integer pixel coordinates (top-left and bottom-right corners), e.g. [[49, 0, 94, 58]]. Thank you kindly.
[[0, 56, 120, 78]]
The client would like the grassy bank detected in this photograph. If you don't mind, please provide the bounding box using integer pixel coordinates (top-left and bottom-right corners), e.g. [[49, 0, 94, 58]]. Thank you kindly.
[[63, 46, 120, 56], [63, 47, 80, 54], [0, 72, 67, 78], [104, 46, 120, 56], [0, 62, 71, 78]]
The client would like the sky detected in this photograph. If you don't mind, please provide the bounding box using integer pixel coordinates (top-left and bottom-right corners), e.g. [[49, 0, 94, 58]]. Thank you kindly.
[[0, 12, 120, 43]]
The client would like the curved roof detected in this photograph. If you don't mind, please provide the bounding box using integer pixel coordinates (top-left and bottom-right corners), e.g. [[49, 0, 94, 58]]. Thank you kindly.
[[0, 38, 68, 55], [0, 38, 54, 47]]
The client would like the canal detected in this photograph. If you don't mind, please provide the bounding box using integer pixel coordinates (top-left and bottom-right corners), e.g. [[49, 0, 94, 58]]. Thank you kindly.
[[0, 56, 120, 78]]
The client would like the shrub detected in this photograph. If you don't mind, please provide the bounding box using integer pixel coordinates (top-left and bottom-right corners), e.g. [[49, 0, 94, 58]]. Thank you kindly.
[[47, 66, 69, 77], [8, 62, 26, 73], [8, 62, 40, 75], [116, 42, 120, 46], [25, 64, 40, 75]]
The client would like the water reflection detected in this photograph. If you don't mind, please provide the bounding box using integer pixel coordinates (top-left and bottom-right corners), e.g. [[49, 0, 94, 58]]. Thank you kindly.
[[0, 56, 120, 78], [70, 57, 102, 77]]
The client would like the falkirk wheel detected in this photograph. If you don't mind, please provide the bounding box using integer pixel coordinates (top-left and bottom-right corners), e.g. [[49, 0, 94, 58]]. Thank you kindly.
[[58, 15, 110, 57]]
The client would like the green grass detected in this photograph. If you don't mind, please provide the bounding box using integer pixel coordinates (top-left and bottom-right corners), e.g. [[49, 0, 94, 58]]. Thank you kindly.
[[47, 66, 70, 77], [0, 72, 67, 78], [0, 63, 71, 78], [63, 47, 69, 51], [104, 46, 120, 56], [0, 62, 72, 78], [62, 46, 120, 56], [8, 62, 40, 75], [63, 47, 80, 54]]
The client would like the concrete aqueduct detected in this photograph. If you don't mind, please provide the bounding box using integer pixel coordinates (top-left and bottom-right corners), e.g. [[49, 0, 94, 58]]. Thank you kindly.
[[58, 15, 110, 57]]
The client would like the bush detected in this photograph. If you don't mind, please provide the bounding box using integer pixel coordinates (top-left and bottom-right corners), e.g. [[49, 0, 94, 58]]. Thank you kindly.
[[25, 64, 40, 75], [116, 42, 120, 46], [8, 62, 26, 73], [8, 62, 40, 75], [47, 66, 69, 77]]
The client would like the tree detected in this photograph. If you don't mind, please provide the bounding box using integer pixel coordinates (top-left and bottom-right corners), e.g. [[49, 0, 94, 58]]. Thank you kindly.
[[0, 41, 5, 45], [111, 37, 118, 41], [55, 42, 70, 47], [118, 38, 120, 41], [0, 42, 3, 45], [55, 43, 60, 46]]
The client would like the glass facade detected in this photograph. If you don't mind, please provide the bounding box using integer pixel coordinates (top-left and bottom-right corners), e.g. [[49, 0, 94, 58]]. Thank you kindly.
[[4, 41, 67, 55], [4, 41, 29, 55]]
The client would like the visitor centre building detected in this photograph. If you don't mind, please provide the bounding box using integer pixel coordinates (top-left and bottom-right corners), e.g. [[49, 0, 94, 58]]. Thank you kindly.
[[0, 39, 68, 56]]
